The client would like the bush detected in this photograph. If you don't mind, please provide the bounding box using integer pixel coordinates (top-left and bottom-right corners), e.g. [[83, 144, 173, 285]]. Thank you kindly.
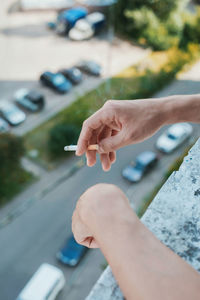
[[114, 0, 190, 50], [48, 124, 80, 157], [0, 133, 24, 173], [0, 133, 33, 205], [179, 8, 200, 48]]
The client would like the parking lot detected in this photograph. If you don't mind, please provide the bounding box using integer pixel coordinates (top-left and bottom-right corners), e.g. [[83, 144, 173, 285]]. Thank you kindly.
[[0, 0, 148, 135]]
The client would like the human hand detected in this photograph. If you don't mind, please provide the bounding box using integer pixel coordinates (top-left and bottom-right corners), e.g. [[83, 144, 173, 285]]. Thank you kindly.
[[72, 184, 135, 249], [76, 99, 163, 171]]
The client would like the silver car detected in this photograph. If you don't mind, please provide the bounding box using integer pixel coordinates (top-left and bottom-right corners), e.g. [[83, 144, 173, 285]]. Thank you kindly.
[[156, 123, 193, 153], [0, 101, 26, 126]]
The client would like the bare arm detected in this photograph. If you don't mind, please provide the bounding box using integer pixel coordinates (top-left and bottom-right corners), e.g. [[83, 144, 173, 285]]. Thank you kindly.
[[76, 95, 200, 171], [72, 184, 200, 300]]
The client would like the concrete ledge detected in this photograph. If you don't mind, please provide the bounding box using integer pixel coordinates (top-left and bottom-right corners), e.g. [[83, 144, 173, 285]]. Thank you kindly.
[[86, 138, 200, 300]]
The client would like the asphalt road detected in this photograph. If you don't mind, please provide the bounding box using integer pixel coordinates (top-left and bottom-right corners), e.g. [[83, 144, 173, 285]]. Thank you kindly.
[[0, 124, 199, 300]]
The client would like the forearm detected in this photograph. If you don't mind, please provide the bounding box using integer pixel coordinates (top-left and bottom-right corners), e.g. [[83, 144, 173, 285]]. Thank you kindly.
[[94, 210, 200, 300], [160, 94, 200, 125]]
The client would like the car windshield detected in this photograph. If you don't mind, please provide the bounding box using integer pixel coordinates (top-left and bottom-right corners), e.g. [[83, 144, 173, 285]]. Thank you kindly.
[[167, 133, 178, 140], [134, 161, 145, 171], [53, 75, 65, 86]]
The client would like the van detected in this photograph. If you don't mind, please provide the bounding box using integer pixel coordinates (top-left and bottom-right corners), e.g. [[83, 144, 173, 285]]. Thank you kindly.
[[16, 263, 65, 300]]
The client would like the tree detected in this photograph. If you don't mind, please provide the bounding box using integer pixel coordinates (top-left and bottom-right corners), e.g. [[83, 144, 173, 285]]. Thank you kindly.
[[48, 123, 80, 157]]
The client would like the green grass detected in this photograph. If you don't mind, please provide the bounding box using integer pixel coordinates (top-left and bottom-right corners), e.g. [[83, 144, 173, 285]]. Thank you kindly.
[[0, 167, 35, 207], [24, 44, 200, 169]]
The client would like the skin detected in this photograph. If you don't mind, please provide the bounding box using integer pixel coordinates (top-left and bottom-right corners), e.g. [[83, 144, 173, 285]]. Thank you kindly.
[[72, 95, 200, 299], [76, 94, 200, 171]]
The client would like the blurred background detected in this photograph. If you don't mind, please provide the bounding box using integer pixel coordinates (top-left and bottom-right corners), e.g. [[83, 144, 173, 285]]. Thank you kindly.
[[0, 0, 200, 299]]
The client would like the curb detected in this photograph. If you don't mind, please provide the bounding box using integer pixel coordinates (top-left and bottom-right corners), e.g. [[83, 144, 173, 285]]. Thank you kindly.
[[0, 158, 85, 230]]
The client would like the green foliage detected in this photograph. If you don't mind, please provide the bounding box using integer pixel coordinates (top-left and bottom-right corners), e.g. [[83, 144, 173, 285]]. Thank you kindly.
[[179, 8, 200, 48], [0, 133, 33, 205], [165, 11, 184, 35], [114, 0, 192, 50], [0, 133, 24, 173], [115, 0, 183, 20], [48, 123, 80, 157]]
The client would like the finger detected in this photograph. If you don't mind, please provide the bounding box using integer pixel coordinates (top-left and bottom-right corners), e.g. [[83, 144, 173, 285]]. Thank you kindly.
[[86, 127, 102, 167], [98, 125, 112, 171], [100, 153, 111, 172], [109, 151, 116, 164], [76, 108, 119, 156], [81, 236, 99, 249], [99, 130, 125, 153]]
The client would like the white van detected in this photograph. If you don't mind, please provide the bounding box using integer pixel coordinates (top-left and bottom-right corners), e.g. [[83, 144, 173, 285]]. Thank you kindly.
[[16, 263, 65, 300]]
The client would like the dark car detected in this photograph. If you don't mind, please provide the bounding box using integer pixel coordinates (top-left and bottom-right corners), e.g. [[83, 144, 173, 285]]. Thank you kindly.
[[40, 71, 72, 94], [59, 67, 83, 85], [57, 235, 88, 267], [15, 89, 45, 112], [76, 60, 101, 76], [122, 151, 158, 183], [57, 7, 88, 35]]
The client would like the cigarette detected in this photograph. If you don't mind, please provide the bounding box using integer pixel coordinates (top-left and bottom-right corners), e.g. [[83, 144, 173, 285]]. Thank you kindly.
[[64, 144, 99, 151]]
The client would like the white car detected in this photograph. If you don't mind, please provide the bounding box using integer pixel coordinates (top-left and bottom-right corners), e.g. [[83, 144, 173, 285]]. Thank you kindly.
[[156, 123, 193, 153], [0, 101, 26, 126], [69, 19, 94, 40], [16, 263, 65, 300]]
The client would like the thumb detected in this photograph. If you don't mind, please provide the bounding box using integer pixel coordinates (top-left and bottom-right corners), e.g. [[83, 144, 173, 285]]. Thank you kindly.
[[98, 132, 124, 153]]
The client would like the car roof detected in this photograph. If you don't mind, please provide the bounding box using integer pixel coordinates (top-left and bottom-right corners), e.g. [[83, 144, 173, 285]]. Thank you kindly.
[[167, 123, 191, 137], [136, 151, 157, 165], [0, 100, 16, 110], [60, 7, 87, 20], [86, 12, 105, 24], [18, 264, 63, 300]]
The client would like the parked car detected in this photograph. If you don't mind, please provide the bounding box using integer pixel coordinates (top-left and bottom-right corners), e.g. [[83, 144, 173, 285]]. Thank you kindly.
[[156, 123, 193, 153], [87, 12, 105, 31], [69, 19, 94, 41], [15, 88, 45, 112], [16, 263, 65, 300], [76, 60, 101, 76], [40, 71, 72, 94], [59, 67, 83, 84], [57, 7, 88, 35], [122, 151, 158, 183], [57, 235, 88, 266], [0, 101, 26, 126], [0, 117, 9, 133]]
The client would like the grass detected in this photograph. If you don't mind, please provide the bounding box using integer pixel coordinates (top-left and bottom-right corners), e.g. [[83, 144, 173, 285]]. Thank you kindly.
[[0, 167, 35, 207], [24, 44, 200, 169]]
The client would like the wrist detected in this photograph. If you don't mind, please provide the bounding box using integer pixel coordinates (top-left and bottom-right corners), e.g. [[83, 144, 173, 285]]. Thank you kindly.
[[79, 184, 139, 238], [160, 94, 200, 125]]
